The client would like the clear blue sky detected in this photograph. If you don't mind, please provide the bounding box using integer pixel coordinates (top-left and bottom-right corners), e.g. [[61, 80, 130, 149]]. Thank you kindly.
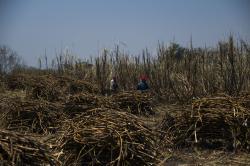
[[0, 0, 250, 66]]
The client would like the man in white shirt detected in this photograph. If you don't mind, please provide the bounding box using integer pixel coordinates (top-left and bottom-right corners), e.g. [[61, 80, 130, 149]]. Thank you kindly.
[[110, 76, 118, 93]]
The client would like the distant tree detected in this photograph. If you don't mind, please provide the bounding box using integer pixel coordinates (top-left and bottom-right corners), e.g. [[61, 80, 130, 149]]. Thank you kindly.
[[169, 42, 185, 60], [0, 46, 22, 74]]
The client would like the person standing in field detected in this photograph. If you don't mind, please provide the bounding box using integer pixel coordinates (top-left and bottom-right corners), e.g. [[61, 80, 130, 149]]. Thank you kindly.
[[137, 75, 149, 91], [110, 76, 119, 93]]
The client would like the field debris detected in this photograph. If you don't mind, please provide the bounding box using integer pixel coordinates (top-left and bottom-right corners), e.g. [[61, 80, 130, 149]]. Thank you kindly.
[[64, 93, 118, 116], [0, 129, 59, 165], [0, 97, 64, 134], [110, 91, 155, 115], [160, 95, 250, 151], [0, 75, 159, 165], [5, 73, 99, 102], [1, 70, 250, 165], [54, 108, 158, 165]]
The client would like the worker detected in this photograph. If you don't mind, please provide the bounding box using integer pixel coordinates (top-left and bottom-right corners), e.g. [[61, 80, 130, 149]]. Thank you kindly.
[[137, 75, 149, 91], [110, 76, 118, 93]]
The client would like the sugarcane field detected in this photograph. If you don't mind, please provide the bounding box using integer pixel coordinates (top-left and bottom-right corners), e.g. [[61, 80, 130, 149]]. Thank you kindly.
[[1, 1, 250, 165], [0, 35, 250, 165]]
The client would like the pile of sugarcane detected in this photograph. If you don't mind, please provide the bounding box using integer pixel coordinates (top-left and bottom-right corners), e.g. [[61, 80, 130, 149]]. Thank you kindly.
[[236, 92, 250, 109], [5, 73, 63, 101], [55, 75, 99, 94], [68, 79, 99, 94], [5, 74, 100, 102], [160, 96, 250, 151], [6, 73, 35, 90], [159, 109, 192, 148], [30, 76, 100, 101], [0, 97, 64, 134], [29, 75, 65, 102], [191, 97, 250, 150], [0, 99, 160, 165], [54, 107, 158, 165], [110, 91, 155, 115], [0, 129, 59, 165], [64, 93, 118, 116], [0, 73, 163, 165]]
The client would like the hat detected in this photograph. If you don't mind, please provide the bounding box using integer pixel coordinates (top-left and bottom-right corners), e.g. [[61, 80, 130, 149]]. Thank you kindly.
[[140, 75, 148, 81]]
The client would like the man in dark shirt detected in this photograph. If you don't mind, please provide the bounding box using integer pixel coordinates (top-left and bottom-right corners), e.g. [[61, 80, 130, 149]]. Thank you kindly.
[[137, 75, 149, 91]]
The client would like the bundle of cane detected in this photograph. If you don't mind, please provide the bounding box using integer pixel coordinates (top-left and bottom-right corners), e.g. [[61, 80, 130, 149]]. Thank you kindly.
[[110, 91, 154, 115], [54, 107, 159, 165], [0, 129, 59, 165]]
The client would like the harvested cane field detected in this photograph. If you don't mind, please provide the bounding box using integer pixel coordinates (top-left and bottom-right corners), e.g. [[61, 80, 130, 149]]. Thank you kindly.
[[0, 37, 250, 165]]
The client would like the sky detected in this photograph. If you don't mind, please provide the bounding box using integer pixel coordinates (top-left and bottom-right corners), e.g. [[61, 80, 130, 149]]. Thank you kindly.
[[0, 0, 250, 66]]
